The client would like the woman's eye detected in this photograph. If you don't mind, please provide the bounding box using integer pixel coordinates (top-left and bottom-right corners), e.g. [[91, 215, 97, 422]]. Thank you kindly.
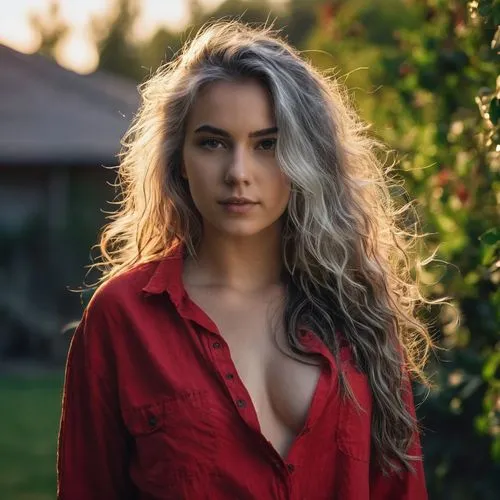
[[257, 138, 277, 151], [199, 138, 225, 150]]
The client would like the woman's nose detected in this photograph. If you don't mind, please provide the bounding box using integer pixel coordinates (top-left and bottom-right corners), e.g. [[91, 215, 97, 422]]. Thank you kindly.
[[224, 146, 250, 185]]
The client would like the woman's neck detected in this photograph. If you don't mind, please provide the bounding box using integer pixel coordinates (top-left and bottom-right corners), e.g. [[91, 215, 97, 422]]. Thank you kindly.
[[183, 230, 283, 294]]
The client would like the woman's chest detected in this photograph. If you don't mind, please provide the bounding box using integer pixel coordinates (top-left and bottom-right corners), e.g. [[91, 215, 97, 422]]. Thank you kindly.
[[186, 287, 324, 443]]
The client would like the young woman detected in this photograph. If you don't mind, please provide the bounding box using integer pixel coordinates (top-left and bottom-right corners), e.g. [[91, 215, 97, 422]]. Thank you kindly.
[[57, 20, 438, 499]]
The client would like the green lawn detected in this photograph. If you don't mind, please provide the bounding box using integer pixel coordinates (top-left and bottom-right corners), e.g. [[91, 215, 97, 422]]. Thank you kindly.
[[0, 372, 64, 500]]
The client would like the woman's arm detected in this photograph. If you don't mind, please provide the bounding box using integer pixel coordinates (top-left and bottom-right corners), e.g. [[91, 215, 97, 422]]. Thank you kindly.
[[369, 377, 428, 500], [57, 303, 136, 499]]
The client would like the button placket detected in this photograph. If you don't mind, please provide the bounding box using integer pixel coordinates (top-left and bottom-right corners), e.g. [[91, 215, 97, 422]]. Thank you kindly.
[[205, 335, 260, 431], [208, 338, 246, 409]]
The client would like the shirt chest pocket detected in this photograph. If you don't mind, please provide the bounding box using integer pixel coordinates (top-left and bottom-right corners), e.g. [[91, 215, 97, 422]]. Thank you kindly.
[[337, 368, 373, 463], [123, 390, 218, 478]]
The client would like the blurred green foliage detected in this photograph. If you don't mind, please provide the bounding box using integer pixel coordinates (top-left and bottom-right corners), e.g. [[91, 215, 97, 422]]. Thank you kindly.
[[26, 0, 500, 497], [0, 374, 63, 500]]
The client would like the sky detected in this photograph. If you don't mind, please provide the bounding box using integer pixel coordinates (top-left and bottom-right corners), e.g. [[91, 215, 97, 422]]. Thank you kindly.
[[0, 0, 226, 73]]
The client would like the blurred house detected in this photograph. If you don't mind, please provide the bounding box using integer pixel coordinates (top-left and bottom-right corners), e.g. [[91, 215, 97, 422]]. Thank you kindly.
[[0, 44, 139, 363]]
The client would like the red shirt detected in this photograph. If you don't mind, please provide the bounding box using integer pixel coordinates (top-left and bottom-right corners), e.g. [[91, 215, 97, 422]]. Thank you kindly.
[[57, 244, 428, 499]]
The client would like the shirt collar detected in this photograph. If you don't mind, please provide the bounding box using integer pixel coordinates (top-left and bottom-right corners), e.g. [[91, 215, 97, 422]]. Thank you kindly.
[[141, 242, 346, 361], [142, 242, 186, 308], [142, 241, 221, 332]]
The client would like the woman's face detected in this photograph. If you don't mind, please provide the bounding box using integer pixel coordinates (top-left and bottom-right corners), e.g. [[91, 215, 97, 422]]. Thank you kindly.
[[182, 78, 291, 239]]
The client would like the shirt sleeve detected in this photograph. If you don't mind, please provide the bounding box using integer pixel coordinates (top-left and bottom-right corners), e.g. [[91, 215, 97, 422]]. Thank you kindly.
[[369, 377, 428, 500], [57, 300, 137, 499]]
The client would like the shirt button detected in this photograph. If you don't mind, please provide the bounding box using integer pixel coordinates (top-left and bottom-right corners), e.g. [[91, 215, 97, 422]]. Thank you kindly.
[[236, 399, 246, 408], [271, 458, 281, 471], [225, 373, 234, 380], [212, 341, 221, 349], [287, 463, 295, 473]]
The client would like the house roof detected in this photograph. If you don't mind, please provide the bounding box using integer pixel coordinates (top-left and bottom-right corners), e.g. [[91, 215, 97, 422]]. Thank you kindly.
[[0, 44, 140, 167]]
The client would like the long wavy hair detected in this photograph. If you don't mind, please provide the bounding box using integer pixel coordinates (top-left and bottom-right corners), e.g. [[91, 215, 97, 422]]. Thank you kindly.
[[93, 20, 446, 474]]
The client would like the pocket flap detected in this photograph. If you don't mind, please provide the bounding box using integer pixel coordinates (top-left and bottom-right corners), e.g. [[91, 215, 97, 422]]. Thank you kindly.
[[123, 401, 164, 436]]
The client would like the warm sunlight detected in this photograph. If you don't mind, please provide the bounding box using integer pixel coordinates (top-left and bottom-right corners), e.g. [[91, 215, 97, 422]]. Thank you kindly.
[[0, 0, 224, 73]]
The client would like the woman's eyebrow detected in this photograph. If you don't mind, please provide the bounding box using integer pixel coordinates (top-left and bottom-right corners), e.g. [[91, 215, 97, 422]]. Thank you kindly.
[[249, 127, 278, 138], [193, 124, 278, 138]]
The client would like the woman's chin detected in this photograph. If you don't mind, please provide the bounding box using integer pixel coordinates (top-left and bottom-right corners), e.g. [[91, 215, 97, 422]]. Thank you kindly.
[[205, 219, 279, 239]]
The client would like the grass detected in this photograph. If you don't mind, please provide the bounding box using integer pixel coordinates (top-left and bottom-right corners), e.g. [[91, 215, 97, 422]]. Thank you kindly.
[[0, 371, 64, 500]]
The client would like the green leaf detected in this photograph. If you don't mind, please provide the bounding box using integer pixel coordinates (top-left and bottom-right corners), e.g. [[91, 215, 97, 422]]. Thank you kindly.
[[489, 98, 500, 125], [479, 0, 493, 17], [492, 436, 500, 463], [479, 227, 500, 245], [482, 351, 500, 380], [493, 2, 500, 26], [480, 243, 497, 265], [475, 414, 490, 434]]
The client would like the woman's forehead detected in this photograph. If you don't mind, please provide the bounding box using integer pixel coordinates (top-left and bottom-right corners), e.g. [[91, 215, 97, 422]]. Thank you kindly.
[[187, 79, 275, 130]]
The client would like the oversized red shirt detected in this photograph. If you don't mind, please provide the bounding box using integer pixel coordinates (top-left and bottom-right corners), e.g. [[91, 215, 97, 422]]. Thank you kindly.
[[57, 244, 428, 499]]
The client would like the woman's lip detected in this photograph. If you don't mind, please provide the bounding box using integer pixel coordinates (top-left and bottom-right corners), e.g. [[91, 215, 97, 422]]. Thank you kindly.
[[219, 202, 258, 214], [219, 201, 258, 205], [219, 200, 258, 204]]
